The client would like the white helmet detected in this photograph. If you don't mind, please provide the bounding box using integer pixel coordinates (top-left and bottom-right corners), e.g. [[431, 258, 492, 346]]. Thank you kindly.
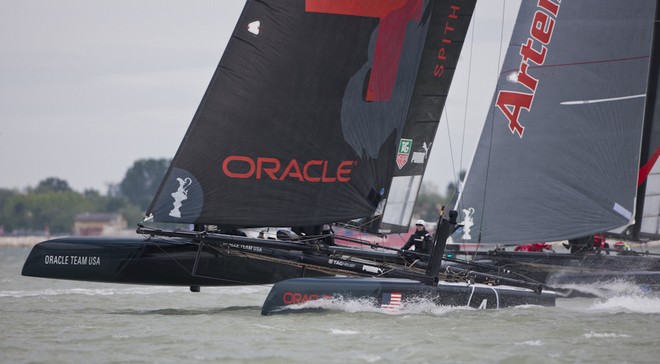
[[415, 219, 426, 227]]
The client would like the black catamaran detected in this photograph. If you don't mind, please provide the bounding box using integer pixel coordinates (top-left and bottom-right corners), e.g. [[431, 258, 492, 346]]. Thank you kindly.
[[22, 0, 557, 313], [453, 0, 660, 288]]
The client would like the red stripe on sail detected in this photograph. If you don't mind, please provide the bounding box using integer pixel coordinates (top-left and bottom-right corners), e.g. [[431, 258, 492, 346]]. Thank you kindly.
[[639, 145, 660, 187], [306, 0, 423, 102]]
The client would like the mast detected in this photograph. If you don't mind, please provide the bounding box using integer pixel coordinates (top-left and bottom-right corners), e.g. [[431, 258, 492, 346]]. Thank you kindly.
[[425, 208, 456, 281], [630, 0, 660, 241]]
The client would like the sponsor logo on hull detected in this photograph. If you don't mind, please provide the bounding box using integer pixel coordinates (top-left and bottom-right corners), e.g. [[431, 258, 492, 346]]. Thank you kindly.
[[44, 255, 102, 266]]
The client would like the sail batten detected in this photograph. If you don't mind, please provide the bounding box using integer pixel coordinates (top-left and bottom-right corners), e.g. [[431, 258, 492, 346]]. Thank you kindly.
[[560, 94, 646, 106]]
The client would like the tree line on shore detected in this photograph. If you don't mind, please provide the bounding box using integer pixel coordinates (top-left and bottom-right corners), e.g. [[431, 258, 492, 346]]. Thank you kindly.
[[0, 159, 170, 235], [0, 158, 460, 235]]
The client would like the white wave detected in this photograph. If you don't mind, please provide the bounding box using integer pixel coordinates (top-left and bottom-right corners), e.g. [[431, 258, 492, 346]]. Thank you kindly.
[[552, 280, 653, 299], [590, 294, 660, 313], [584, 331, 631, 339], [254, 323, 278, 331], [279, 296, 473, 316], [358, 354, 383, 363], [329, 328, 360, 335], [516, 340, 544, 346]]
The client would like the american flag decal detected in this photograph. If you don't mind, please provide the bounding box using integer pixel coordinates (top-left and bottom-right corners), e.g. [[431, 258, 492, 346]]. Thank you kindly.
[[380, 292, 402, 310]]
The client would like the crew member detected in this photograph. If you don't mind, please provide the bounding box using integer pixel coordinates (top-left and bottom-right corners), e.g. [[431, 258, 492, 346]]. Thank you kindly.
[[321, 224, 335, 246], [614, 241, 637, 255], [401, 219, 432, 255], [592, 234, 610, 253], [514, 242, 552, 252], [564, 234, 610, 254], [565, 236, 593, 253]]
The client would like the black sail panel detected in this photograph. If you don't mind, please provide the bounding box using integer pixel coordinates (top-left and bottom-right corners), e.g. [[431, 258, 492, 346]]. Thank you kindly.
[[147, 0, 473, 227], [371, 1, 476, 233]]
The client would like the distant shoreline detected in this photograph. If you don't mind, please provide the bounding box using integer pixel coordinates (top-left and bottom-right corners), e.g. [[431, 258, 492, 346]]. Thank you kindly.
[[0, 236, 46, 247]]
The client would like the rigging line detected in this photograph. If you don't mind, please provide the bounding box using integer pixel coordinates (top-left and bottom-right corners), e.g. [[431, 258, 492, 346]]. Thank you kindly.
[[459, 0, 478, 188], [150, 241, 258, 285], [206, 242, 341, 279], [443, 5, 483, 207], [148, 233, 314, 285], [445, 184, 458, 209], [443, 106, 457, 191], [560, 94, 645, 105], [472, 0, 509, 252], [500, 55, 650, 75]]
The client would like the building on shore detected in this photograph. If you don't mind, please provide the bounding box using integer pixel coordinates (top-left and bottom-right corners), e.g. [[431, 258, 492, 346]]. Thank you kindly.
[[73, 213, 127, 236]]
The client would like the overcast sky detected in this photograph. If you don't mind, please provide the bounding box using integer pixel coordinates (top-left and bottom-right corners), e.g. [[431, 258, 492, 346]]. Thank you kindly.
[[0, 0, 520, 193]]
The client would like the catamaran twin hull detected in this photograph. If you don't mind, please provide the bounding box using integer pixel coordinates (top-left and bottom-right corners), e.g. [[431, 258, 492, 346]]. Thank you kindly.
[[21, 235, 557, 311], [21, 236, 329, 287]]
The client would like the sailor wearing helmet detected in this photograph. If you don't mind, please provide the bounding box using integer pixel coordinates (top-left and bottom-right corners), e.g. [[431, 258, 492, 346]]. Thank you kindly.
[[401, 219, 432, 256]]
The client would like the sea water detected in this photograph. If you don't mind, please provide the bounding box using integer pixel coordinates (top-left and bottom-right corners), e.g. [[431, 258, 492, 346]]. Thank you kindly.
[[2, 246, 660, 364]]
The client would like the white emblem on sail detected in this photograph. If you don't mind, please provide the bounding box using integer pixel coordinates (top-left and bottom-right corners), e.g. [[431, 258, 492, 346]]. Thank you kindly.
[[169, 177, 192, 218], [506, 71, 518, 83], [411, 142, 432, 164], [461, 207, 475, 240], [373, 198, 387, 217], [248, 20, 261, 35]]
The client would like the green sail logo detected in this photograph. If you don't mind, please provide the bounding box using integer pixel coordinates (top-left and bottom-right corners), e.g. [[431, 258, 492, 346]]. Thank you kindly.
[[396, 139, 413, 169]]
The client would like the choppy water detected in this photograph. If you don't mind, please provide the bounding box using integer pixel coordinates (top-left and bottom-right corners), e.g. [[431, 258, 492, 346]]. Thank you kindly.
[[2, 246, 660, 363]]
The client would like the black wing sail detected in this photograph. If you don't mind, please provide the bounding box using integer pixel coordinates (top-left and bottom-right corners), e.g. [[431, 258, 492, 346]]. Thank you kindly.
[[146, 0, 475, 228]]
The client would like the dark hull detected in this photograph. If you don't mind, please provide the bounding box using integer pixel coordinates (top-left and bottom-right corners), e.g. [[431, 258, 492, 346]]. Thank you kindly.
[[261, 277, 556, 315], [22, 236, 328, 286], [470, 250, 660, 288]]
